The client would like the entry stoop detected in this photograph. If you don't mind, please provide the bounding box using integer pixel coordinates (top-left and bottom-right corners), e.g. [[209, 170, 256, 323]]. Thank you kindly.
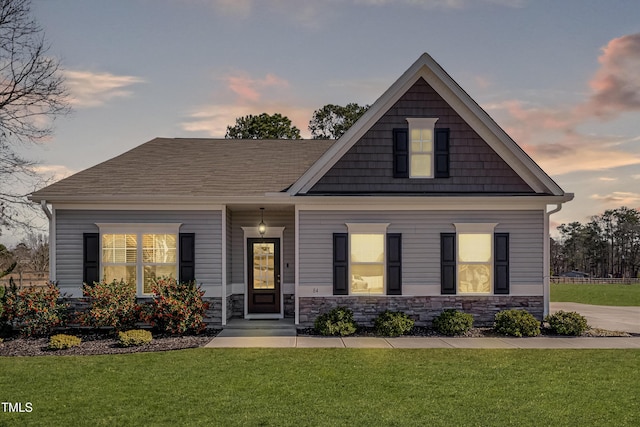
[[217, 318, 297, 337]]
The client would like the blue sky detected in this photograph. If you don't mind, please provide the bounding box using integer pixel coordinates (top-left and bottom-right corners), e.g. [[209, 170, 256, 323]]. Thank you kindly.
[[8, 0, 640, 244]]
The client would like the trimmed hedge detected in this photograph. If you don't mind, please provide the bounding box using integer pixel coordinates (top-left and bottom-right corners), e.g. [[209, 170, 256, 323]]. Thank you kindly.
[[545, 310, 589, 336], [494, 309, 541, 337], [314, 307, 357, 336], [118, 329, 153, 347], [48, 334, 81, 350], [374, 310, 414, 337], [433, 309, 474, 336]]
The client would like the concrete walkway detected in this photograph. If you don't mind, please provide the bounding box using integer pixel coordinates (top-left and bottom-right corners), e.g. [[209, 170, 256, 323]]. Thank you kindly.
[[550, 302, 640, 334], [205, 317, 640, 349], [205, 334, 640, 349]]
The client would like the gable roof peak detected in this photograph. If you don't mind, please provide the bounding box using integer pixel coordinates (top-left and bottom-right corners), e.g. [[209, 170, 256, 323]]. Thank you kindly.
[[288, 53, 566, 197]]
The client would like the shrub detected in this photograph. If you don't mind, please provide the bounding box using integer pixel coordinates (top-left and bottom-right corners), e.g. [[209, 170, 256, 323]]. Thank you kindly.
[[2, 282, 68, 337], [80, 280, 139, 331], [545, 310, 589, 336], [494, 309, 541, 337], [314, 306, 358, 336], [118, 329, 153, 347], [374, 310, 414, 336], [48, 334, 81, 350], [141, 278, 209, 335], [433, 309, 474, 336]]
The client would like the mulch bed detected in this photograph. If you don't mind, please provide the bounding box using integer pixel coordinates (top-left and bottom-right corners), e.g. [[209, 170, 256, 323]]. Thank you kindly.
[[0, 329, 220, 357]]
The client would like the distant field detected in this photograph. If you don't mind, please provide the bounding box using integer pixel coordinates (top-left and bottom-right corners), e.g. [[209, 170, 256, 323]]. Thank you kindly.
[[551, 283, 640, 306]]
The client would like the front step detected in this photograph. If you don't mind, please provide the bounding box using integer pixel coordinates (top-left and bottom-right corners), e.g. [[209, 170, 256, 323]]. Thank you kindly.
[[218, 318, 297, 337]]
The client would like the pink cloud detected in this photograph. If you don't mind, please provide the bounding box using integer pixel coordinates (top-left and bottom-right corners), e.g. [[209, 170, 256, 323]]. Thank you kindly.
[[486, 33, 640, 176], [181, 71, 309, 138], [583, 33, 640, 118], [224, 72, 289, 102], [590, 192, 640, 205]]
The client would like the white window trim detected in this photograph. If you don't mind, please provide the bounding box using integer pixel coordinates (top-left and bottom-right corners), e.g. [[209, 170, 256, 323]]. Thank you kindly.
[[346, 223, 390, 296], [96, 223, 182, 296], [454, 223, 497, 295], [406, 117, 438, 178]]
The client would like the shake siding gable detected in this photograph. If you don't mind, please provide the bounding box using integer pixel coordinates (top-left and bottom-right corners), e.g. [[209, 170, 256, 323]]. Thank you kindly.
[[55, 210, 222, 297], [308, 78, 534, 194], [298, 210, 543, 296]]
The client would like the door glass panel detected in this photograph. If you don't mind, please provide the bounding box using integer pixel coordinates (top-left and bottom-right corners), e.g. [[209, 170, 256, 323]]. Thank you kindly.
[[253, 242, 275, 289]]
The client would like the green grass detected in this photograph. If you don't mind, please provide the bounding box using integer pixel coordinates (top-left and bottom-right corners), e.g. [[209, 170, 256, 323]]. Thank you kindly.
[[551, 283, 640, 306], [1, 349, 639, 426]]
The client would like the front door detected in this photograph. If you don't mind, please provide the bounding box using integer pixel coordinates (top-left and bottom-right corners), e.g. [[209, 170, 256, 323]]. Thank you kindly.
[[247, 238, 281, 314]]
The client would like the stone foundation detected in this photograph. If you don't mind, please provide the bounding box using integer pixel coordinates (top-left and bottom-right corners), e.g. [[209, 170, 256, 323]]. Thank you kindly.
[[230, 294, 244, 318], [298, 296, 543, 327], [284, 294, 295, 318], [203, 297, 223, 327]]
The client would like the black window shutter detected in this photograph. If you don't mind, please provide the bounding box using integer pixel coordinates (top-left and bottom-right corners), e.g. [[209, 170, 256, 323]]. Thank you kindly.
[[179, 233, 196, 283], [393, 128, 409, 178], [387, 233, 402, 295], [333, 233, 348, 295], [83, 233, 100, 285], [441, 233, 456, 294], [494, 233, 509, 294], [434, 128, 450, 178]]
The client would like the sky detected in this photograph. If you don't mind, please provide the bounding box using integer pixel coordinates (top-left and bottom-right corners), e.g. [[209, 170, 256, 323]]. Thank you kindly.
[[5, 0, 640, 245]]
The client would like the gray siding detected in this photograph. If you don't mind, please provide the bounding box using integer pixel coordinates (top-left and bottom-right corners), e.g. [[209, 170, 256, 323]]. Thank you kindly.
[[309, 78, 534, 194], [55, 209, 222, 296], [298, 210, 544, 295], [230, 209, 295, 286]]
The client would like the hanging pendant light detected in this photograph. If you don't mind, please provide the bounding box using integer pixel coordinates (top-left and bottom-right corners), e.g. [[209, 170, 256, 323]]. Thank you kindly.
[[258, 207, 267, 237]]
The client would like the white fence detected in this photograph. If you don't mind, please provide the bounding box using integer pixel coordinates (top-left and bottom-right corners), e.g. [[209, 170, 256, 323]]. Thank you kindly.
[[551, 277, 640, 285]]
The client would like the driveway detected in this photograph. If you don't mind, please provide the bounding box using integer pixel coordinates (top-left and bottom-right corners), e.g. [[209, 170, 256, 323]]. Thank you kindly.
[[550, 302, 640, 334]]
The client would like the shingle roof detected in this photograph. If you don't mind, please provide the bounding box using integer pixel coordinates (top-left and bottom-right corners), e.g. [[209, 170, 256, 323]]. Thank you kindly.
[[30, 138, 335, 202]]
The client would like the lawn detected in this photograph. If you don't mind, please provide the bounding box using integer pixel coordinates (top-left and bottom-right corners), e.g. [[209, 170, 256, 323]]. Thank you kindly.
[[1, 349, 639, 426], [551, 283, 640, 306]]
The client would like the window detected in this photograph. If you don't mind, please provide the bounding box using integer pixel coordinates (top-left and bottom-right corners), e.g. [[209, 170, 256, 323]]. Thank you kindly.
[[346, 223, 389, 295], [97, 224, 180, 295], [455, 224, 496, 295], [102, 234, 138, 288], [407, 118, 438, 178], [458, 233, 492, 294], [442, 223, 507, 295], [142, 234, 177, 293], [350, 234, 384, 294]]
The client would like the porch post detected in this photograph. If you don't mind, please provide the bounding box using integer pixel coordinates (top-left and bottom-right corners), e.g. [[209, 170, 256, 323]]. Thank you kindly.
[[221, 205, 227, 326]]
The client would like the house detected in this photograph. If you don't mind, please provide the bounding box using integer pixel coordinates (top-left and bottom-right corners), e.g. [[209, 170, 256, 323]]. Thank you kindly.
[[29, 53, 573, 327]]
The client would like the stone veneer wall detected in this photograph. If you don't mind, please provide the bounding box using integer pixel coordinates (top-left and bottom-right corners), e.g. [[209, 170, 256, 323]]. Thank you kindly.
[[298, 296, 543, 327], [230, 294, 244, 318], [203, 297, 223, 327], [284, 294, 294, 318]]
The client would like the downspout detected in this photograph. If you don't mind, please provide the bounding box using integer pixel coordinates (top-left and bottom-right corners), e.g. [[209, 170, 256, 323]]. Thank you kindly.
[[544, 203, 563, 317], [40, 201, 55, 282], [40, 200, 52, 220]]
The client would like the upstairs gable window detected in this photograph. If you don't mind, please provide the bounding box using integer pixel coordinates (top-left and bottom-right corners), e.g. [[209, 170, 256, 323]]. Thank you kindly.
[[407, 118, 438, 178]]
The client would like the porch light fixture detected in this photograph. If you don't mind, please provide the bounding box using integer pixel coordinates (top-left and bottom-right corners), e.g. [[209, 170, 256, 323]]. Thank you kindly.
[[258, 208, 267, 237]]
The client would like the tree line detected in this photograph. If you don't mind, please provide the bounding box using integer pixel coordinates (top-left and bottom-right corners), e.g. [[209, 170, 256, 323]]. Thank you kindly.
[[551, 207, 640, 278], [225, 103, 369, 140]]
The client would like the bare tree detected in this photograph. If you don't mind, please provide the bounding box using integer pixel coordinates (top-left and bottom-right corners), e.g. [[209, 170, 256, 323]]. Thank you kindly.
[[0, 0, 70, 234]]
